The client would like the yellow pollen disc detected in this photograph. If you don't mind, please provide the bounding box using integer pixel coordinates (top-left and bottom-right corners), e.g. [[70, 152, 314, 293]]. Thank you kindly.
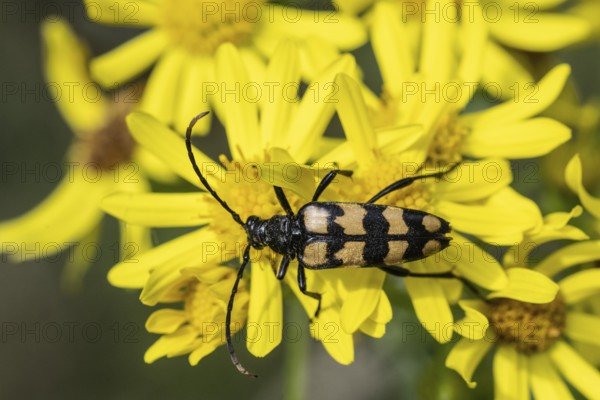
[[158, 0, 263, 55], [210, 156, 300, 241], [339, 157, 434, 213], [487, 293, 566, 354], [428, 113, 468, 167], [185, 281, 216, 330]]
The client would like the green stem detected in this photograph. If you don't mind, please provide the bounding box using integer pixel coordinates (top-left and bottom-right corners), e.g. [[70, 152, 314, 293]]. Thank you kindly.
[[283, 300, 309, 400]]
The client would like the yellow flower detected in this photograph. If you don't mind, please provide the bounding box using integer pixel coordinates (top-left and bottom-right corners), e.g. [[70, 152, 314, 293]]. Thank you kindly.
[[368, 0, 571, 165], [446, 237, 600, 398], [0, 20, 166, 289], [83, 0, 367, 134], [274, 71, 552, 343], [143, 266, 249, 366], [101, 43, 381, 365], [339, 0, 590, 97]]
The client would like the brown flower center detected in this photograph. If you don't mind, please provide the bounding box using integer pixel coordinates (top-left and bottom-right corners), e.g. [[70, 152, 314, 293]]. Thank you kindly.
[[85, 108, 135, 170], [488, 293, 566, 354]]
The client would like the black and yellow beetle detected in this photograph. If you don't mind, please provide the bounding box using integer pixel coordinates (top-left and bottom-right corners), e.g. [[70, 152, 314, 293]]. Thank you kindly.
[[186, 112, 459, 377]]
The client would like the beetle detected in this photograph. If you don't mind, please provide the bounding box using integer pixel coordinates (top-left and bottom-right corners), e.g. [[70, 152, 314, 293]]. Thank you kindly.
[[185, 112, 461, 377]]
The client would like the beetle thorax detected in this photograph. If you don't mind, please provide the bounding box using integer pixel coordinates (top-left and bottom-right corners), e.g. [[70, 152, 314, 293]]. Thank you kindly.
[[245, 215, 297, 255]]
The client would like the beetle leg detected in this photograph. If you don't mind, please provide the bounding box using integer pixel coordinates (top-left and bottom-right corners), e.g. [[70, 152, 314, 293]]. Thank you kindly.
[[276, 255, 291, 280], [297, 263, 322, 318], [312, 169, 353, 202], [367, 165, 458, 204], [379, 265, 483, 299], [274, 186, 294, 216]]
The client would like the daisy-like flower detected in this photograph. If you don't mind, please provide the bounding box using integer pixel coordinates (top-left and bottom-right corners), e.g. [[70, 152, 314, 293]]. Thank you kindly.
[[83, 0, 367, 134], [270, 69, 548, 344], [367, 0, 571, 166], [0, 20, 172, 289], [101, 42, 388, 365], [446, 237, 600, 398], [143, 266, 249, 366], [338, 0, 590, 98]]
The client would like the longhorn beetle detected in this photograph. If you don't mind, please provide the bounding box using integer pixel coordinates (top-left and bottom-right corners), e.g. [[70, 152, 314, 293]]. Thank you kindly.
[[185, 112, 463, 377]]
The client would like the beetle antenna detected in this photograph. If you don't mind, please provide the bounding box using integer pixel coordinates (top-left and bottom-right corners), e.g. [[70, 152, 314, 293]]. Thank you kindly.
[[186, 112, 244, 227], [226, 245, 257, 377]]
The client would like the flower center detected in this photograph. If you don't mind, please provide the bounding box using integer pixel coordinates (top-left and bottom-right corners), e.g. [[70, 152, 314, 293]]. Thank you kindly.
[[84, 103, 136, 170], [184, 276, 247, 334], [335, 157, 434, 213], [488, 293, 566, 354], [427, 113, 468, 167], [158, 0, 263, 55], [211, 156, 301, 238]]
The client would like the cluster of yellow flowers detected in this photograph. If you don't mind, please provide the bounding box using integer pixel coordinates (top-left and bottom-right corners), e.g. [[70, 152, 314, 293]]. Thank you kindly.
[[2, 0, 600, 397]]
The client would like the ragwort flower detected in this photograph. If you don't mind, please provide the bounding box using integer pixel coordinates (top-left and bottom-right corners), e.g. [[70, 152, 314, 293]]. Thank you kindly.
[[278, 71, 550, 344], [446, 235, 600, 398], [368, 0, 571, 166], [83, 0, 367, 134], [101, 43, 386, 365], [0, 20, 167, 289]]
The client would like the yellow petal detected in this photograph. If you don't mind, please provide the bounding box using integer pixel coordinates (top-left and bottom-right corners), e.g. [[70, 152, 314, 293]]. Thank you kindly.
[[455, 300, 489, 340], [256, 148, 318, 201], [144, 326, 197, 363], [529, 352, 575, 400], [140, 230, 224, 306], [0, 172, 109, 261], [247, 259, 282, 357], [91, 29, 169, 88], [41, 20, 108, 134], [140, 48, 187, 125], [108, 228, 206, 290], [371, 2, 414, 97], [132, 147, 179, 183], [450, 234, 509, 291], [215, 43, 260, 159], [102, 192, 212, 227], [126, 111, 224, 188], [310, 297, 354, 365], [490, 12, 591, 52], [146, 309, 188, 334], [479, 41, 533, 101], [536, 241, 600, 277], [340, 269, 387, 333], [455, 0, 487, 91], [335, 73, 377, 169], [565, 154, 600, 219], [289, 54, 357, 163], [173, 55, 213, 135], [494, 346, 529, 400], [189, 343, 220, 366], [436, 188, 541, 245], [445, 337, 493, 388], [487, 268, 558, 304], [60, 226, 99, 293], [549, 341, 600, 399], [83, 0, 158, 26], [559, 269, 600, 305], [463, 117, 571, 159], [420, 0, 457, 82], [405, 277, 454, 343], [260, 41, 299, 149], [435, 159, 512, 202], [266, 5, 367, 50], [467, 64, 571, 128], [565, 312, 600, 347]]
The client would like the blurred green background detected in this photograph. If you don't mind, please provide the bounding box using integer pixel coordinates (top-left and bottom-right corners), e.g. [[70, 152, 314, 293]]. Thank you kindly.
[[1, 0, 598, 398]]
